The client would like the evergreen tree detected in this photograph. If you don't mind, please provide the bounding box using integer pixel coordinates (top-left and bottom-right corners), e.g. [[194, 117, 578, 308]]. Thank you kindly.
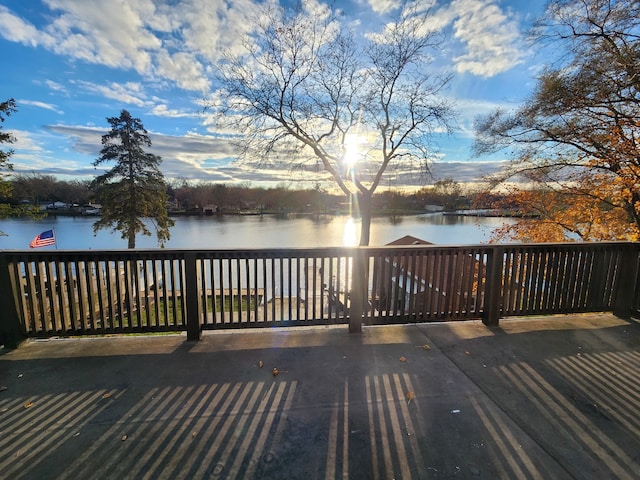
[[92, 110, 174, 248]]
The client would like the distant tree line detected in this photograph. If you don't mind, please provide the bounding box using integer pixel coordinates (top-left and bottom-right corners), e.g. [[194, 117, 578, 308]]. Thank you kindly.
[[1, 173, 476, 216]]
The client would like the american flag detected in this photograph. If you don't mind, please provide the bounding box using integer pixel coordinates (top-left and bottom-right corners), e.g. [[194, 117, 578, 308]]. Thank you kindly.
[[29, 229, 56, 248]]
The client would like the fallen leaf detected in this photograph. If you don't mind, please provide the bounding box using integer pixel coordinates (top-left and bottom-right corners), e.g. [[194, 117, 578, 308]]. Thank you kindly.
[[407, 391, 416, 405], [192, 432, 197, 438], [101, 392, 112, 399], [73, 432, 80, 437], [23, 401, 33, 409], [464, 351, 471, 356], [422, 344, 431, 350], [0, 386, 7, 393], [17, 374, 23, 378], [258, 360, 264, 368], [399, 356, 407, 363], [121, 435, 128, 441], [272, 367, 279, 376]]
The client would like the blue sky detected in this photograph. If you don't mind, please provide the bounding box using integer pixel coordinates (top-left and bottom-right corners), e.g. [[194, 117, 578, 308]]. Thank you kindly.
[[0, 0, 548, 189]]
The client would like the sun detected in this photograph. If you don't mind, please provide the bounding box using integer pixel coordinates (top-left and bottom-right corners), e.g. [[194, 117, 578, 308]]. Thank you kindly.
[[343, 133, 365, 169]]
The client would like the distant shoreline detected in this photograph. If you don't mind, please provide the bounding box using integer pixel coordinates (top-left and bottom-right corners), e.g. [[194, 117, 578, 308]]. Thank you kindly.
[[38, 208, 530, 219]]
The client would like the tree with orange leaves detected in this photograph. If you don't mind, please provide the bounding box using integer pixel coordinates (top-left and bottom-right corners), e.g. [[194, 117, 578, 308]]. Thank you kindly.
[[474, 0, 640, 242], [485, 167, 640, 242]]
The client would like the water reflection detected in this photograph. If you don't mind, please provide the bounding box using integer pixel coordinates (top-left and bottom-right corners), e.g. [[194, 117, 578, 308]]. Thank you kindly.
[[342, 218, 359, 246], [416, 213, 483, 226]]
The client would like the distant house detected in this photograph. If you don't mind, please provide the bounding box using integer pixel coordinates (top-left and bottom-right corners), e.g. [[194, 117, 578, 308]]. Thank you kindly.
[[374, 235, 481, 318], [46, 201, 70, 210], [423, 204, 445, 212], [81, 204, 101, 215]]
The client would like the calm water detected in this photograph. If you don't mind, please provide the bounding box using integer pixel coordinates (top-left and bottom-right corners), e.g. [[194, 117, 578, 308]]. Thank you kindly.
[[0, 214, 515, 250]]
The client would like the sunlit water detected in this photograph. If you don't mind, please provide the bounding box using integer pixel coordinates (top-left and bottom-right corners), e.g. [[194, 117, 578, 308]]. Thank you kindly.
[[0, 213, 516, 250]]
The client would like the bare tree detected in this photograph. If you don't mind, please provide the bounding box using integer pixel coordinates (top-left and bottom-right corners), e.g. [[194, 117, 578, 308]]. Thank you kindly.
[[213, 2, 455, 245]]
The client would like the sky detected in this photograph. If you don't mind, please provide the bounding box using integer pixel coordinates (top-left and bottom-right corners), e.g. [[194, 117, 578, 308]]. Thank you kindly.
[[0, 0, 549, 190]]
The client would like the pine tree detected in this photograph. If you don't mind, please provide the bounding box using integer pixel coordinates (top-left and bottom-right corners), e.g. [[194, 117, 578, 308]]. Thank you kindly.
[[92, 110, 174, 248]]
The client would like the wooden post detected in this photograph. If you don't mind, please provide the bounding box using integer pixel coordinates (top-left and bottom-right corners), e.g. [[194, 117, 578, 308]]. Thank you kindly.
[[0, 255, 26, 348], [349, 249, 367, 333], [483, 246, 504, 326], [184, 252, 202, 341], [612, 243, 638, 319]]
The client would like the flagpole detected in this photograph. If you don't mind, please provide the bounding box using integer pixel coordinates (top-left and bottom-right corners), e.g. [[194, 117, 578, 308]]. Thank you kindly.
[[53, 226, 58, 250]]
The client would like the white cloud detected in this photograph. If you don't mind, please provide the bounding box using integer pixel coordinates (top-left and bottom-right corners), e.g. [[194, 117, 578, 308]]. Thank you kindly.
[[361, 0, 526, 78], [43, 0, 161, 73], [1, 0, 535, 187], [40, 124, 242, 181], [374, 0, 400, 14], [171, 0, 257, 61], [429, 160, 507, 182], [447, 0, 525, 77], [2, 0, 530, 103], [10, 122, 511, 187], [18, 99, 64, 115], [42, 124, 103, 156], [44, 79, 68, 93], [449, 96, 521, 137], [0, 2, 164, 73], [150, 104, 197, 118], [0, 5, 51, 46], [1, 0, 254, 94], [154, 50, 210, 92], [74, 80, 148, 107], [8, 129, 45, 152]]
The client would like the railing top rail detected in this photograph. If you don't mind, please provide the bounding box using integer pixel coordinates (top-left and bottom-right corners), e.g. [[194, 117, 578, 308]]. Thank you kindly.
[[1, 241, 638, 260]]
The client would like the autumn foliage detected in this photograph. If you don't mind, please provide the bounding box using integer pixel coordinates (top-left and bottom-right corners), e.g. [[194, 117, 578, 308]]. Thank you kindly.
[[486, 168, 640, 243], [475, 0, 640, 243]]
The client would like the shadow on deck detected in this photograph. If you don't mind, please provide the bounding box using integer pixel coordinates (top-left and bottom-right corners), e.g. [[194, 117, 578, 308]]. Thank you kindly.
[[1, 313, 639, 479]]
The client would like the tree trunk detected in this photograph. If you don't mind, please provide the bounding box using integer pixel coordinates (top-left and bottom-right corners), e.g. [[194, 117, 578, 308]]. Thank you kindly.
[[127, 218, 136, 249], [358, 193, 372, 246], [352, 192, 373, 332]]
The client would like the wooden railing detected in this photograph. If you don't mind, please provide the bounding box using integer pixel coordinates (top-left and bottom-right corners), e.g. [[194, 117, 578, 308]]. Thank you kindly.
[[1, 242, 638, 346]]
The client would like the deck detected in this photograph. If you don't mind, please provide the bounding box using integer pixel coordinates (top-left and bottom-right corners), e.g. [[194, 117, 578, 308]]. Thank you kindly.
[[1, 313, 638, 479]]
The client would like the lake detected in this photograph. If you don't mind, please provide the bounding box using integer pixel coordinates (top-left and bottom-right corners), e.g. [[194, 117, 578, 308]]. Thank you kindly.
[[0, 213, 516, 250]]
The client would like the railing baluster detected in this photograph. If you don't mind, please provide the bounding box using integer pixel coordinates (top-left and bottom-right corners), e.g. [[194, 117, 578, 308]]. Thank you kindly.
[[445, 250, 458, 317], [152, 259, 162, 327], [287, 257, 292, 321], [103, 260, 114, 330], [63, 260, 76, 331], [0, 256, 24, 347]]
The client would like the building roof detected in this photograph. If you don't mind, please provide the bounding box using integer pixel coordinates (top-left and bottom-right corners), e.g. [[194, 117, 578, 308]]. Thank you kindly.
[[386, 235, 433, 246]]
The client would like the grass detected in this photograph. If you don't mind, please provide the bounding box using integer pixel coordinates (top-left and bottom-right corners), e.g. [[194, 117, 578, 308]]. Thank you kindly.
[[118, 293, 261, 326]]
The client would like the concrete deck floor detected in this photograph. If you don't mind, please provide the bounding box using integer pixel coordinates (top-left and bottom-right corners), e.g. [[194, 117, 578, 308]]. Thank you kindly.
[[1, 314, 639, 479]]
